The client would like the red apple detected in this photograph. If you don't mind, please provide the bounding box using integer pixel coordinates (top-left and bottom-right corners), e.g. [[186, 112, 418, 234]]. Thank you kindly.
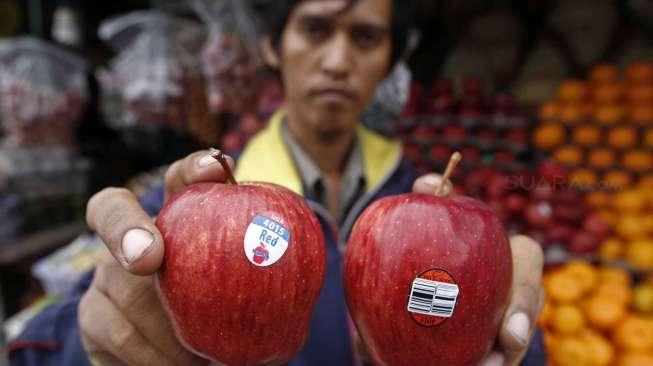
[[505, 193, 527, 214], [464, 167, 493, 196], [582, 212, 611, 239], [463, 76, 483, 96], [431, 94, 456, 115], [486, 172, 509, 199], [404, 143, 422, 161], [547, 224, 575, 245], [537, 161, 567, 187], [433, 79, 454, 96], [568, 230, 600, 254], [529, 183, 555, 202], [525, 201, 554, 228], [344, 194, 512, 366], [460, 146, 480, 162], [443, 125, 467, 144], [555, 189, 580, 205], [505, 128, 529, 146], [430, 145, 453, 164], [553, 203, 586, 223], [494, 150, 516, 164], [156, 181, 326, 365], [413, 124, 438, 143]]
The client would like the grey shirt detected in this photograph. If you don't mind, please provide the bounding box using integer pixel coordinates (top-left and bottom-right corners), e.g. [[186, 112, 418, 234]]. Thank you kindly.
[[281, 122, 366, 224]]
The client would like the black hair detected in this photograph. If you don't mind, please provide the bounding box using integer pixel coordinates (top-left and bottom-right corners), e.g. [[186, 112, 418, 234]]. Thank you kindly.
[[264, 0, 416, 68]]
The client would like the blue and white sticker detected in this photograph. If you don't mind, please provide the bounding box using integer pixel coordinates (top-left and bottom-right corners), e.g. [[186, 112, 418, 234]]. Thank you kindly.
[[243, 214, 291, 267]]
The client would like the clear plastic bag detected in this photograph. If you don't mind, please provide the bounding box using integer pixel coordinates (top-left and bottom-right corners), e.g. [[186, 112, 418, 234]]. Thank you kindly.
[[99, 10, 214, 140], [192, 0, 263, 114], [0, 37, 88, 149], [362, 62, 412, 136]]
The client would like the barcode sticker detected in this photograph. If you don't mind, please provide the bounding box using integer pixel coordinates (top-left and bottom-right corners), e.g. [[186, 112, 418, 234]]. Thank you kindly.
[[408, 278, 459, 318]]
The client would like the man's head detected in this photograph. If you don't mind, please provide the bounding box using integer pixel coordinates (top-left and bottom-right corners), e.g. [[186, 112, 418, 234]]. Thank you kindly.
[[261, 0, 415, 142]]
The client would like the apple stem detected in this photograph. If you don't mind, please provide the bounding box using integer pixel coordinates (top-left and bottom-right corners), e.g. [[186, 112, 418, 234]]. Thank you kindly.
[[435, 151, 462, 196], [210, 148, 238, 185]]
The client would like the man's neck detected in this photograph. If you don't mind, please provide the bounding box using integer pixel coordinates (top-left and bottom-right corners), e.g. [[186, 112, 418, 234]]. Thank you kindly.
[[286, 114, 356, 178]]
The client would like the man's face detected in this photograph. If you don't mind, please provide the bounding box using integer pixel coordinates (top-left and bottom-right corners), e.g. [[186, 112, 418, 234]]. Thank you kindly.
[[276, 0, 392, 140]]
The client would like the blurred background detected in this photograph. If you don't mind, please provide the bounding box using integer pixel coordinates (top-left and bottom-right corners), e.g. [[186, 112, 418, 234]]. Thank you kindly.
[[0, 1, 652, 365]]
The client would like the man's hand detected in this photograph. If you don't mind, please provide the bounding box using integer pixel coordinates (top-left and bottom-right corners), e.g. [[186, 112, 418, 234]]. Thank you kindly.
[[79, 150, 235, 365], [412, 174, 545, 366]]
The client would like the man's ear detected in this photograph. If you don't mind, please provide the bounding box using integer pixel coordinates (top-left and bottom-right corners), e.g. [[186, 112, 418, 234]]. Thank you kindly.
[[261, 37, 281, 69]]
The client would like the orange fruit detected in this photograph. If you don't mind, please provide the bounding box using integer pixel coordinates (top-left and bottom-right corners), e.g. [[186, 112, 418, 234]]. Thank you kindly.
[[573, 125, 602, 146], [583, 295, 626, 330], [538, 101, 560, 121], [628, 84, 653, 104], [613, 315, 653, 352], [546, 270, 585, 303], [598, 237, 623, 261], [613, 190, 647, 213], [554, 145, 584, 165], [593, 82, 624, 103], [640, 174, 653, 189], [552, 304, 585, 334], [616, 215, 649, 240], [565, 261, 598, 293], [604, 170, 633, 190], [581, 330, 615, 366], [633, 284, 653, 314], [588, 148, 616, 169], [560, 104, 586, 124], [533, 123, 566, 150], [623, 150, 653, 173], [594, 281, 633, 306], [590, 63, 620, 84], [625, 239, 653, 270], [626, 60, 653, 83], [618, 352, 653, 366], [557, 80, 589, 103], [608, 126, 639, 150], [644, 214, 653, 233], [594, 104, 626, 125], [645, 129, 653, 149], [551, 336, 592, 366], [586, 190, 611, 208], [598, 266, 632, 287], [597, 209, 618, 226], [630, 105, 653, 126], [569, 169, 597, 188]]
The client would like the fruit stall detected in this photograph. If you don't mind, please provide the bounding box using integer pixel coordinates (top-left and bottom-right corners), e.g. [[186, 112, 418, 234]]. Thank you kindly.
[[1, 0, 652, 364]]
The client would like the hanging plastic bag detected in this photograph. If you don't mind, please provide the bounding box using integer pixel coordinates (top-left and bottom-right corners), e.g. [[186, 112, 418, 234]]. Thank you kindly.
[[99, 10, 215, 144], [0, 37, 88, 149], [192, 0, 263, 115]]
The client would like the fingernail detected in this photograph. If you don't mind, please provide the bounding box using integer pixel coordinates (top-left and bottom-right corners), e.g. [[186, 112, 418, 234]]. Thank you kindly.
[[197, 154, 218, 168], [479, 352, 504, 366], [507, 312, 530, 345], [421, 175, 442, 186], [122, 229, 154, 264]]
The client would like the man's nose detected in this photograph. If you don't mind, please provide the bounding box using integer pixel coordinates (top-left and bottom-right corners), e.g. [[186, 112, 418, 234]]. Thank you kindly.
[[321, 33, 353, 79]]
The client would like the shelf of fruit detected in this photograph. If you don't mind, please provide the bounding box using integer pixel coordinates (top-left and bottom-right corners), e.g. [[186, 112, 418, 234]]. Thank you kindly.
[[541, 260, 653, 366], [398, 78, 532, 176], [531, 60, 653, 273]]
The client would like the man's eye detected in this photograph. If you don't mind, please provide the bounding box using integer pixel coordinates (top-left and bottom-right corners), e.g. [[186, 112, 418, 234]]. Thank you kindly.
[[351, 27, 384, 49], [301, 20, 331, 41]]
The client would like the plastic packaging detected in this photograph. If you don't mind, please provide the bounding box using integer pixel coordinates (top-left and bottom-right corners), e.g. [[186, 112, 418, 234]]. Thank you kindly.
[[0, 37, 88, 149], [192, 0, 263, 115], [99, 10, 215, 143], [32, 233, 105, 297]]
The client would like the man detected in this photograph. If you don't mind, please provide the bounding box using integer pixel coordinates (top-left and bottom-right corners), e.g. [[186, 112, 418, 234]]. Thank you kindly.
[[10, 0, 545, 365]]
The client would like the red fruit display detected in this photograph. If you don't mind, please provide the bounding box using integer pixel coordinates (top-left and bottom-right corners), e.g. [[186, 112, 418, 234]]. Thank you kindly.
[[155, 152, 326, 365], [526, 201, 555, 228], [568, 231, 601, 254], [344, 154, 512, 366]]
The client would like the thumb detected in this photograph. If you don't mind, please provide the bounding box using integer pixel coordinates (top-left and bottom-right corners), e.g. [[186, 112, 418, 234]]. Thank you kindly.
[[499, 235, 545, 365]]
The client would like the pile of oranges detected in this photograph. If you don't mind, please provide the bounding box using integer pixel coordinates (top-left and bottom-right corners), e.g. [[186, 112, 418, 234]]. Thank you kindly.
[[541, 261, 653, 366], [533, 60, 653, 189], [587, 187, 653, 271]]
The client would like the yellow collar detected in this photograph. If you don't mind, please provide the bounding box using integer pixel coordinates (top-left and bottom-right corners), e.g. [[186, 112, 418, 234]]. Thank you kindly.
[[234, 109, 402, 195]]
